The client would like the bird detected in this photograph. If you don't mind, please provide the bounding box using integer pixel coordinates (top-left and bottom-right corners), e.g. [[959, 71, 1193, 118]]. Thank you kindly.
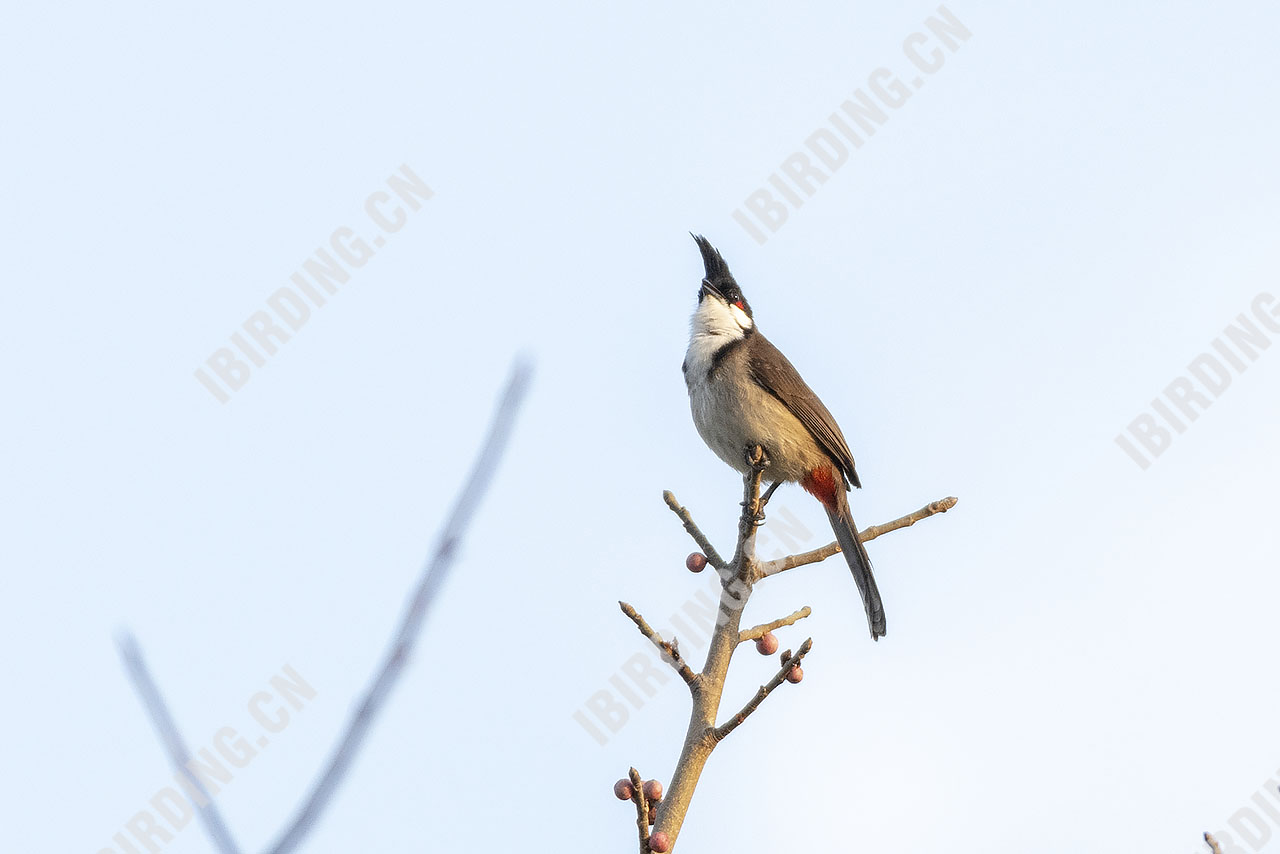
[[681, 234, 885, 640]]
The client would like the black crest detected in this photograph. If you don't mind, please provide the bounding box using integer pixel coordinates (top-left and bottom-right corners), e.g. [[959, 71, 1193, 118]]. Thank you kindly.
[[691, 233, 736, 289], [690, 234, 751, 316]]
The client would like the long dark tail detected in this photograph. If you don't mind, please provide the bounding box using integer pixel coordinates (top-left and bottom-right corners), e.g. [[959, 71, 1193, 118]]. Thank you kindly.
[[826, 490, 886, 640]]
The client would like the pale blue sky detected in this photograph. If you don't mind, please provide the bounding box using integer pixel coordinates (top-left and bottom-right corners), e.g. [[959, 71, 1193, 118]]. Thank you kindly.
[[3, 2, 1280, 852]]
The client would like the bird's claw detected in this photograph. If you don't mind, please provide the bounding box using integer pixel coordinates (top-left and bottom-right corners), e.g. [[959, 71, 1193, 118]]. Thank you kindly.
[[745, 445, 770, 472], [740, 500, 767, 527]]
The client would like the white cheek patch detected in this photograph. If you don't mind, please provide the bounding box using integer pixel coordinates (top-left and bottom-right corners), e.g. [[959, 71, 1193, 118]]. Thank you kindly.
[[691, 297, 752, 340], [693, 299, 732, 333], [687, 297, 752, 378]]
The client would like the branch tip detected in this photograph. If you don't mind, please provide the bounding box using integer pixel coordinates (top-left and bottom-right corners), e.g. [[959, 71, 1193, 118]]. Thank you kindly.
[[714, 638, 813, 742], [620, 602, 697, 686], [629, 767, 651, 851], [760, 494, 958, 578], [663, 490, 728, 570], [739, 606, 813, 643], [118, 634, 244, 854]]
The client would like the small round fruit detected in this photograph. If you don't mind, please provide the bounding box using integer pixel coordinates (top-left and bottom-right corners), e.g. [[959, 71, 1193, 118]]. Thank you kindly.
[[755, 632, 779, 656], [786, 665, 804, 684], [649, 831, 672, 852], [643, 779, 664, 801], [614, 779, 635, 800], [686, 552, 707, 572]]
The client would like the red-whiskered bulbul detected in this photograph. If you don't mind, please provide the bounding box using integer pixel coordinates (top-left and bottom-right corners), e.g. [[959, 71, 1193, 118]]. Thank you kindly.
[[682, 235, 886, 640]]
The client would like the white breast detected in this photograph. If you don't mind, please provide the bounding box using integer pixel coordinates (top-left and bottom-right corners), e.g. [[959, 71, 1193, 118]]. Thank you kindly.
[[685, 296, 751, 375], [685, 294, 816, 476], [683, 307, 826, 483], [686, 358, 749, 474]]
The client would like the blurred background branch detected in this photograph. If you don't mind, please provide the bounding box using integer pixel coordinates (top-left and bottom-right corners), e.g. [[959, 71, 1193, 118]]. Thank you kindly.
[[118, 359, 533, 854]]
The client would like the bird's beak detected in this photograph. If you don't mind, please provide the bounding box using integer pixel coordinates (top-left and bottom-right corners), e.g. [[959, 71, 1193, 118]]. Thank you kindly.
[[699, 279, 723, 300]]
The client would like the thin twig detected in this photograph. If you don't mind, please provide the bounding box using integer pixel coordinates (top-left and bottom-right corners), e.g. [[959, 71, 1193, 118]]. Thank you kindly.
[[662, 491, 727, 570], [759, 496, 958, 577], [620, 601, 697, 685], [761, 541, 842, 577], [630, 767, 651, 853], [861, 496, 958, 541], [738, 607, 812, 643], [1204, 832, 1223, 854], [117, 634, 243, 854], [264, 360, 533, 854], [713, 638, 812, 742]]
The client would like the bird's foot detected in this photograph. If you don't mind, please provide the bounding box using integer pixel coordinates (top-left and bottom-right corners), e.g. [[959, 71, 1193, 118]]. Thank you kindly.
[[742, 483, 781, 527], [744, 445, 770, 472], [740, 500, 768, 527]]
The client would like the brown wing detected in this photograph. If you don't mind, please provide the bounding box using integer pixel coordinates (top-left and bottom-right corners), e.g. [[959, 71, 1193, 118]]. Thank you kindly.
[[747, 331, 861, 489]]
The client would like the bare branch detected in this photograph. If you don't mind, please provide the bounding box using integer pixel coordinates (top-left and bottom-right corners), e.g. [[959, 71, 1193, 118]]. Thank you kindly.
[[647, 466, 766, 849], [738, 607, 812, 643], [663, 491, 727, 570], [861, 496, 958, 541], [637, 472, 959, 850], [264, 360, 533, 854], [620, 601, 697, 685], [1204, 832, 1223, 854], [713, 638, 812, 742], [117, 634, 243, 854], [728, 447, 768, 576], [760, 496, 958, 577], [630, 767, 651, 853]]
